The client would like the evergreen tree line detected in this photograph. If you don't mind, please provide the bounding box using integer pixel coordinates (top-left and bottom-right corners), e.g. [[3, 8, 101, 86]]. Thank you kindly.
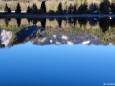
[[4, 3, 21, 13], [4, 0, 115, 14]]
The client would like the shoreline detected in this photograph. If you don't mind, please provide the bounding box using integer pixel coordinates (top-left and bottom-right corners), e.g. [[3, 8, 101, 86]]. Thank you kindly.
[[0, 13, 115, 18]]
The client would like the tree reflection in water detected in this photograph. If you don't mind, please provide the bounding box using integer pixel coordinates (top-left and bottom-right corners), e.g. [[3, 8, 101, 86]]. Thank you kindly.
[[1, 17, 115, 48]]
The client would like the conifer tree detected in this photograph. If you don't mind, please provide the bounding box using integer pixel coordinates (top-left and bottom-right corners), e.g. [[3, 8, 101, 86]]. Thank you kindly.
[[4, 3, 9, 13], [15, 3, 21, 13], [73, 5, 77, 14], [68, 4, 74, 14], [32, 3, 38, 14], [78, 4, 88, 14], [57, 3, 63, 14], [100, 0, 110, 14], [110, 3, 115, 14], [89, 3, 99, 14], [40, 1, 46, 13], [8, 8, 11, 13], [27, 6, 32, 13]]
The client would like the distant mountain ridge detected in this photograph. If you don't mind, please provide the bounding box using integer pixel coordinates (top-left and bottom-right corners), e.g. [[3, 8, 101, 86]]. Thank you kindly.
[[0, 26, 104, 48]]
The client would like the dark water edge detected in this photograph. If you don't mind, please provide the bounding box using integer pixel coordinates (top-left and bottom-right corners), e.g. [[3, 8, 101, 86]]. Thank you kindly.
[[0, 13, 115, 18]]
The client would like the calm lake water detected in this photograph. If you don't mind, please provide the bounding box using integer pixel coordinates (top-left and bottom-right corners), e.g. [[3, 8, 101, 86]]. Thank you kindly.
[[0, 18, 115, 86]]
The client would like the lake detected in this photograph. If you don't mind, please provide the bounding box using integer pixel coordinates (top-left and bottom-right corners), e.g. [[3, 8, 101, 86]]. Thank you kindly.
[[0, 17, 115, 86]]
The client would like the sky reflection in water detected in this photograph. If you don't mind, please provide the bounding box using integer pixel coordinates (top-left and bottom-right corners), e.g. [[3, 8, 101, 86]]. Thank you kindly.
[[0, 42, 115, 86]]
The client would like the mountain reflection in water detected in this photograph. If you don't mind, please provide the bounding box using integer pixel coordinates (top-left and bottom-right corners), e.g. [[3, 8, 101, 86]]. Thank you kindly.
[[0, 17, 115, 48]]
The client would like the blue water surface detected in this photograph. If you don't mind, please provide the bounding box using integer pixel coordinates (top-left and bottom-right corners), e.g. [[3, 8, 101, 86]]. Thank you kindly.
[[0, 42, 115, 86]]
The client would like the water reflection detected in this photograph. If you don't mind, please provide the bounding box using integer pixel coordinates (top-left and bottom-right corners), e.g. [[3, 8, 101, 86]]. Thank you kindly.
[[99, 18, 110, 33], [0, 17, 115, 48]]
